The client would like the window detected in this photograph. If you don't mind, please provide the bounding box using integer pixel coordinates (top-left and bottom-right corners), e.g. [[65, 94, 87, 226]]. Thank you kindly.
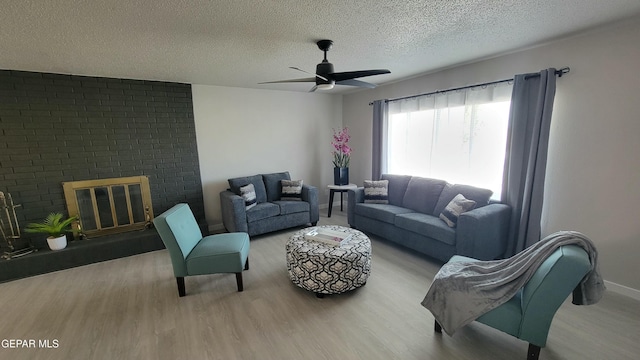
[[385, 83, 512, 199]]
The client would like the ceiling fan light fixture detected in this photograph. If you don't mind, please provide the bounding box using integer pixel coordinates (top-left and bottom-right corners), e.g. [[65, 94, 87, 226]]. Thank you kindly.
[[316, 83, 334, 90]]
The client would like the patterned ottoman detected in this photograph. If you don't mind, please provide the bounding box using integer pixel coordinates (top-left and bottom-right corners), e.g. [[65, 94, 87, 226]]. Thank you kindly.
[[286, 225, 372, 297]]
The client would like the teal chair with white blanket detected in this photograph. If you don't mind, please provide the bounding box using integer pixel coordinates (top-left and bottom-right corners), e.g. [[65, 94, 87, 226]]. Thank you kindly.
[[423, 232, 604, 360], [154, 203, 250, 297]]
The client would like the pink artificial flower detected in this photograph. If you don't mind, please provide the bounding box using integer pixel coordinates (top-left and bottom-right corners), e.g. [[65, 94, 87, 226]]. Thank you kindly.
[[331, 128, 352, 168], [341, 144, 351, 155]]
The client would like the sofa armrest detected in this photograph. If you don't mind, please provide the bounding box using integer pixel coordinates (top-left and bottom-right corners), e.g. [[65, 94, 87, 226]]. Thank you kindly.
[[220, 190, 249, 233], [347, 187, 364, 226], [456, 203, 511, 260], [301, 184, 319, 223]]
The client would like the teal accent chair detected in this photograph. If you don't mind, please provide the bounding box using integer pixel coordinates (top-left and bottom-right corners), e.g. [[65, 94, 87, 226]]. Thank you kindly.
[[153, 203, 250, 297], [434, 245, 591, 360]]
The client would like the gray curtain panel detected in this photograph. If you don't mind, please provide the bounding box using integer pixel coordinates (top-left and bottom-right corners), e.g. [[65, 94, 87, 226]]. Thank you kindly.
[[502, 68, 557, 257], [372, 99, 388, 180]]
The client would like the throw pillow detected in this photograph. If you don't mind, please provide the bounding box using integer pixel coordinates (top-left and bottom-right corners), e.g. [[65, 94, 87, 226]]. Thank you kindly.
[[239, 183, 257, 210], [364, 180, 389, 204], [433, 183, 493, 216], [281, 179, 303, 201], [439, 194, 476, 228], [228, 175, 267, 204]]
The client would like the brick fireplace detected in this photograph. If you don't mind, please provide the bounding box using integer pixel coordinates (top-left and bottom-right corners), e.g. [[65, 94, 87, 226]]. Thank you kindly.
[[0, 70, 206, 281]]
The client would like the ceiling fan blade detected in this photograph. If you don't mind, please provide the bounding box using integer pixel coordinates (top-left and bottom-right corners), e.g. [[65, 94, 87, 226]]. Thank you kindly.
[[289, 67, 329, 82], [330, 69, 391, 81], [336, 79, 377, 88], [258, 77, 316, 84]]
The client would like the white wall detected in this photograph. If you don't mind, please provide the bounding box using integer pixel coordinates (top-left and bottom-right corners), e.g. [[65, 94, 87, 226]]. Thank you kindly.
[[342, 16, 640, 293], [192, 85, 342, 231]]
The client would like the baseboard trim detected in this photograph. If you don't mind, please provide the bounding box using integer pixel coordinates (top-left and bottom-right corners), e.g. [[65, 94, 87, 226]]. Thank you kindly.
[[604, 280, 640, 301]]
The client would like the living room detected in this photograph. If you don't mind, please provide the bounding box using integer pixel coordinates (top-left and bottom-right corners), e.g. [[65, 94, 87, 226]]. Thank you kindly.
[[1, 2, 639, 359], [194, 15, 640, 298]]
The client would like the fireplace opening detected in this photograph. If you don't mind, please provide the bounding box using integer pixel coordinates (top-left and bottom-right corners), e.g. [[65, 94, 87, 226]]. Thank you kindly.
[[62, 176, 154, 239]]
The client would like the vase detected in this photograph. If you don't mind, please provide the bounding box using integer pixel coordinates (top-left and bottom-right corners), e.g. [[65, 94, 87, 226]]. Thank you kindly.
[[333, 167, 349, 185], [47, 235, 67, 251]]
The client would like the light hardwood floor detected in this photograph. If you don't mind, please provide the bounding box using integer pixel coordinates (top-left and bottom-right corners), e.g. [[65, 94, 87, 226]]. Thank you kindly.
[[1, 212, 639, 360]]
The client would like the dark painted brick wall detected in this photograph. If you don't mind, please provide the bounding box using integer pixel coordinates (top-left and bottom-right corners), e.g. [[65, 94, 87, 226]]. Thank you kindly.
[[0, 70, 205, 248]]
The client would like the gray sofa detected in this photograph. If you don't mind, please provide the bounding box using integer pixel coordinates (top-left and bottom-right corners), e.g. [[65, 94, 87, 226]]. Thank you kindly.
[[220, 171, 319, 236], [347, 174, 511, 262]]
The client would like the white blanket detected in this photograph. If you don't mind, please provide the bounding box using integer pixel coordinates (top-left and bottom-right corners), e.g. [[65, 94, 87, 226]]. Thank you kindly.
[[421, 231, 605, 335]]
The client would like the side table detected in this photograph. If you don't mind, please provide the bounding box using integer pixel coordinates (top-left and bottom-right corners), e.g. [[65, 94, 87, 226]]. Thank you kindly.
[[327, 183, 357, 217]]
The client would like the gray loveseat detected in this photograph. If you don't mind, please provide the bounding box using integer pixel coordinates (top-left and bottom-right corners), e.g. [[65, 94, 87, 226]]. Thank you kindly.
[[220, 171, 319, 236], [347, 174, 511, 262]]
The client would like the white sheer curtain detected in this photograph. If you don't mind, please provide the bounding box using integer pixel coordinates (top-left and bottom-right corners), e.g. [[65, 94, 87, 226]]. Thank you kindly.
[[385, 82, 512, 198]]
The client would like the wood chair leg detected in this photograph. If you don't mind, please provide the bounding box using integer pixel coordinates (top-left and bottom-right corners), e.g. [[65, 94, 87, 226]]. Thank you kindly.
[[527, 344, 541, 360], [176, 277, 186, 297], [244, 258, 249, 271], [434, 320, 442, 333], [235, 272, 243, 292]]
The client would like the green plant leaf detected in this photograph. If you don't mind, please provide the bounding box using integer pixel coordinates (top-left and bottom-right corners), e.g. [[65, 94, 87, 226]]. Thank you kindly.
[[25, 212, 78, 238]]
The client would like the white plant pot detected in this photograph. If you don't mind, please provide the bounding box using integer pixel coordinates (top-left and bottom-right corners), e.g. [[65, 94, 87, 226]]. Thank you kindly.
[[47, 235, 67, 251]]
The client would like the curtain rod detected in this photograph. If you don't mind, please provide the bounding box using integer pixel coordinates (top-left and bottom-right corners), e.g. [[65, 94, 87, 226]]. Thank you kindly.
[[368, 67, 570, 105]]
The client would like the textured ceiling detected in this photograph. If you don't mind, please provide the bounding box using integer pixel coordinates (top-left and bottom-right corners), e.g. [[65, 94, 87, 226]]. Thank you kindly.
[[1, 0, 640, 93]]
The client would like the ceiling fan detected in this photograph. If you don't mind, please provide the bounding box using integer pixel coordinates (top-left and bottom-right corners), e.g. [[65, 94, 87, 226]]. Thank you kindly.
[[259, 39, 390, 92]]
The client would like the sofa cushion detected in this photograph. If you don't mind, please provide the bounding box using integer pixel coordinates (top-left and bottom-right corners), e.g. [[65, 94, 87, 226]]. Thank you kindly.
[[433, 183, 493, 216], [354, 203, 414, 224], [239, 183, 257, 211], [281, 179, 303, 201], [395, 212, 456, 246], [229, 175, 267, 204], [381, 174, 412, 206], [246, 202, 280, 222], [401, 176, 447, 214], [262, 172, 291, 202], [364, 180, 389, 204], [273, 200, 310, 215], [439, 194, 477, 227]]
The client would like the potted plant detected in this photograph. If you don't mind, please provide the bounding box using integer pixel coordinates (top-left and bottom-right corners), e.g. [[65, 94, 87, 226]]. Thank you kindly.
[[25, 213, 78, 250], [331, 127, 352, 185]]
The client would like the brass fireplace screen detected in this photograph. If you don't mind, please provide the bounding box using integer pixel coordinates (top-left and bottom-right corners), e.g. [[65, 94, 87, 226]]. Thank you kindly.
[[62, 176, 154, 239]]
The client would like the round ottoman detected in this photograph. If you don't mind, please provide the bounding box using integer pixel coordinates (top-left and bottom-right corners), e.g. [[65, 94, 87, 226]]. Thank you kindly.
[[286, 225, 371, 297]]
